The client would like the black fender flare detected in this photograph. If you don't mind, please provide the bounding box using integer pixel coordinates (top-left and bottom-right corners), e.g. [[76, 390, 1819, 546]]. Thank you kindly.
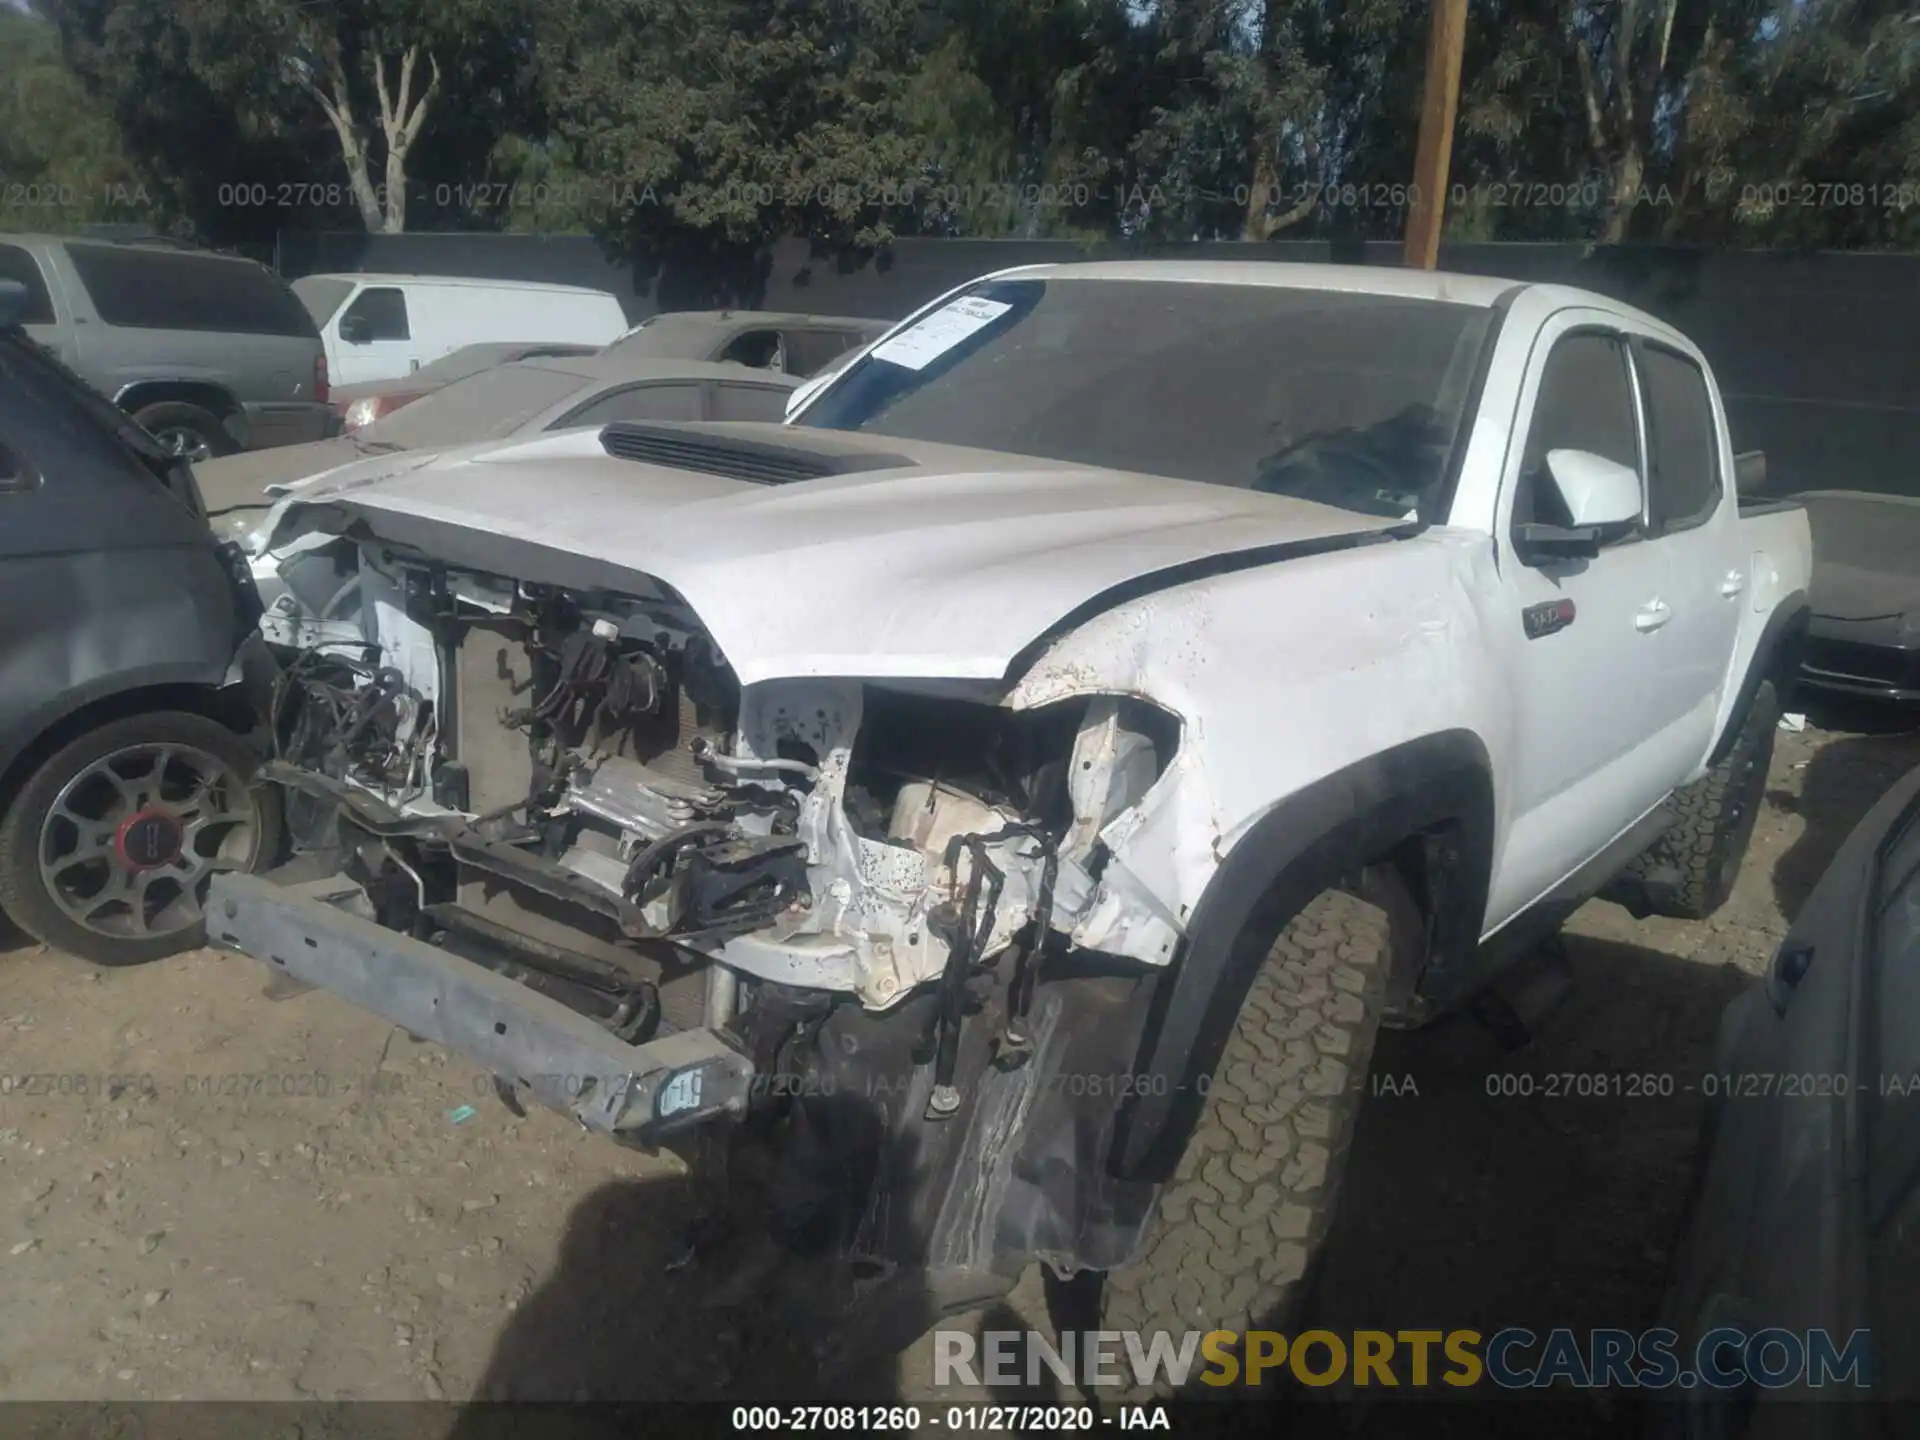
[[0, 662, 258, 801], [1708, 592, 1808, 767], [1110, 729, 1495, 1182]]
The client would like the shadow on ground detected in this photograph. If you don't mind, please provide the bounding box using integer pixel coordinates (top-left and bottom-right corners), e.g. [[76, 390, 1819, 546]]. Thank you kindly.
[[443, 925, 1753, 1436], [442, 1167, 911, 1414], [1269, 935, 1750, 1436], [1771, 697, 1920, 923], [0, 908, 33, 955]]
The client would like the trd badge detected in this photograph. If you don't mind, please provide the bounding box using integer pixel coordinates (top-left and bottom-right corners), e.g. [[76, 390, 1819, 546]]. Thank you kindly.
[[1523, 598, 1577, 639]]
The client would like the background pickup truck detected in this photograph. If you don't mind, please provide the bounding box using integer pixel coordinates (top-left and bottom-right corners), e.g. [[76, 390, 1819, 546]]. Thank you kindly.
[[208, 260, 1812, 1383]]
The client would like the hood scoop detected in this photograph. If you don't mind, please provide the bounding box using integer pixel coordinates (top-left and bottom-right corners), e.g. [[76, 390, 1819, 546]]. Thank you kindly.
[[599, 423, 914, 486]]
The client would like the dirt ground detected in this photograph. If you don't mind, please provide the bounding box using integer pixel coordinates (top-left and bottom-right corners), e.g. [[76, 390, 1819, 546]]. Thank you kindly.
[[1, 697, 1917, 1432]]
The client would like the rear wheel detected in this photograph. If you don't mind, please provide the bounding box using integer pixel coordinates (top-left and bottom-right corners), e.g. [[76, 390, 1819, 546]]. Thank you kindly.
[[0, 712, 276, 966], [130, 401, 235, 463], [1093, 866, 1421, 1397], [1609, 681, 1780, 921]]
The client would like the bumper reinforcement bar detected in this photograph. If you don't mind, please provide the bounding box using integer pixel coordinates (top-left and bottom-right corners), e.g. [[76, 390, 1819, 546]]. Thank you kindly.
[[204, 872, 753, 1140]]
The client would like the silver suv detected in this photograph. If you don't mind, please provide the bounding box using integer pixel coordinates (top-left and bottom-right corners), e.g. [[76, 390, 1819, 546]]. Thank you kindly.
[[0, 235, 332, 462]]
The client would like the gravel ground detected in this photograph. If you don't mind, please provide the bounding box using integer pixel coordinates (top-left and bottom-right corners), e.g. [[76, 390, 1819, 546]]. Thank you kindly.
[[1, 699, 1916, 1431]]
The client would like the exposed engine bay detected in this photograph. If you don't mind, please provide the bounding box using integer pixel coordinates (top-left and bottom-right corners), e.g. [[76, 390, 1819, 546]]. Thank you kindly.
[[259, 537, 1185, 1089]]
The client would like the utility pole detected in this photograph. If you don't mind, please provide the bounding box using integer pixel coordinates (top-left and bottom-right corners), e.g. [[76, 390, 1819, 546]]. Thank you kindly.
[[1403, 0, 1469, 270]]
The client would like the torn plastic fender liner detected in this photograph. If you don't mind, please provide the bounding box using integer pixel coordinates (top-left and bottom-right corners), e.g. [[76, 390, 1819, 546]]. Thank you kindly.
[[1007, 675, 1226, 965], [776, 966, 1164, 1286], [204, 872, 754, 1140]]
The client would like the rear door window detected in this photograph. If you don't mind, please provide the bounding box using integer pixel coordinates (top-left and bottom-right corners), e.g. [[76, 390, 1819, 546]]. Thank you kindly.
[[64, 243, 317, 337], [340, 287, 410, 341], [0, 245, 56, 326], [1638, 344, 1722, 534]]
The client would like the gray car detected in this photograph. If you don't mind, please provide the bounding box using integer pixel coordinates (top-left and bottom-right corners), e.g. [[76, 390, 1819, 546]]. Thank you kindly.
[[0, 280, 278, 968], [1653, 759, 1920, 1437], [192, 352, 802, 521], [1795, 490, 1920, 707], [329, 340, 604, 431], [0, 234, 332, 462]]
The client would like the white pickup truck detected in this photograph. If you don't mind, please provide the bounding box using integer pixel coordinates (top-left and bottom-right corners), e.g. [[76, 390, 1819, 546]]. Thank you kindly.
[[212, 261, 1811, 1372]]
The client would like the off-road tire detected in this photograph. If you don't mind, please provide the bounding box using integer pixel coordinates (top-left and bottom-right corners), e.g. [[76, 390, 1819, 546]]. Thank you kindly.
[[1093, 866, 1420, 1398], [1609, 681, 1780, 922], [0, 711, 276, 967]]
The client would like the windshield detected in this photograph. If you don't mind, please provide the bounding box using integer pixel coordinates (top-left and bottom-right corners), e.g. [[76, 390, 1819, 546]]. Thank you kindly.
[[292, 276, 357, 327], [798, 278, 1494, 520], [360, 361, 593, 447]]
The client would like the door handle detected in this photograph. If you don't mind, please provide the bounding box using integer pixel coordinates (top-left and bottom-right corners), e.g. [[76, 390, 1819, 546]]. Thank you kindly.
[[1720, 570, 1746, 598], [1635, 600, 1672, 633]]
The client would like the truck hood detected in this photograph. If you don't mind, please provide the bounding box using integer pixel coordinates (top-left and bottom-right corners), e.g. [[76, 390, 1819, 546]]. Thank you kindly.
[[267, 423, 1407, 685]]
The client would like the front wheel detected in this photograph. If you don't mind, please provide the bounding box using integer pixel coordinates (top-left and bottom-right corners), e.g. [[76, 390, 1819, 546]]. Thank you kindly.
[[0, 712, 277, 966], [1093, 865, 1422, 1396]]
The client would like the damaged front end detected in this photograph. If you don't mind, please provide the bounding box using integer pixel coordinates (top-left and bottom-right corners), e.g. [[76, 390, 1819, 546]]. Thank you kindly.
[[214, 530, 1190, 1311]]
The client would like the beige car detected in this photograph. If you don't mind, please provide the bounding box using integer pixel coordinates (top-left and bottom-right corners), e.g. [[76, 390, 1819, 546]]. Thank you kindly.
[[608, 309, 890, 376]]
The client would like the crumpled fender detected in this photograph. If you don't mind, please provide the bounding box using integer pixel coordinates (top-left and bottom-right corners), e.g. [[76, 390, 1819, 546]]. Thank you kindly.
[[1001, 539, 1503, 1180]]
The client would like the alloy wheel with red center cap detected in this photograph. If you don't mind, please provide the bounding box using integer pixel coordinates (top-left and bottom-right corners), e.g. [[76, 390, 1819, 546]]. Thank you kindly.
[[37, 742, 258, 943]]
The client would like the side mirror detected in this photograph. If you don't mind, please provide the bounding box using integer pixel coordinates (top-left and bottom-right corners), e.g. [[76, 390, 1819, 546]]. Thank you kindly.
[[0, 280, 26, 330], [1545, 448, 1642, 527], [339, 313, 372, 344], [1734, 450, 1767, 497], [1513, 449, 1642, 565]]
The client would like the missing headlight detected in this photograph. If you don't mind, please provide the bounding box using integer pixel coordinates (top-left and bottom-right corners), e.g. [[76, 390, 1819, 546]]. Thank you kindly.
[[842, 689, 1179, 849]]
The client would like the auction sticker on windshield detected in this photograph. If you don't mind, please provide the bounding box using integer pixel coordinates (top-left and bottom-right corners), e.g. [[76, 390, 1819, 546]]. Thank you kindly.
[[870, 296, 1013, 371]]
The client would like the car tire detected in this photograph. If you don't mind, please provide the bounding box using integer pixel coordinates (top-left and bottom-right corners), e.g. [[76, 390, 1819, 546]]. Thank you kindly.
[[1092, 866, 1420, 1397], [0, 711, 279, 967], [1608, 681, 1780, 922], [129, 401, 236, 463]]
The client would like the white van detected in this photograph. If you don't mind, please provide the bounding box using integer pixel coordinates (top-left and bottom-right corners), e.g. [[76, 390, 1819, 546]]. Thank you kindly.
[[290, 274, 629, 387]]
